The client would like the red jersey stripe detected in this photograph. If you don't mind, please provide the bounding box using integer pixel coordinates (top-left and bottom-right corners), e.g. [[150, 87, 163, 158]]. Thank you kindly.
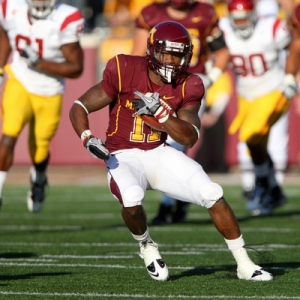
[[60, 10, 82, 31]]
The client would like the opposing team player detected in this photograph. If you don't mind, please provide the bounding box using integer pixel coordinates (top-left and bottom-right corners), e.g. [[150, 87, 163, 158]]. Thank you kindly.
[[132, 0, 230, 224], [0, 0, 84, 212], [70, 21, 273, 282], [221, 0, 297, 216]]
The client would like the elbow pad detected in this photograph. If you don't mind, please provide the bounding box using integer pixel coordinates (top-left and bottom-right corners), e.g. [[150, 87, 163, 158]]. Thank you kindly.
[[206, 31, 227, 52]]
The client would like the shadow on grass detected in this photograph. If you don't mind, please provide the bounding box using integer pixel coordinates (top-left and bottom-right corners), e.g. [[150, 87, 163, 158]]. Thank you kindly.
[[169, 262, 300, 281], [0, 252, 37, 259], [0, 272, 72, 281]]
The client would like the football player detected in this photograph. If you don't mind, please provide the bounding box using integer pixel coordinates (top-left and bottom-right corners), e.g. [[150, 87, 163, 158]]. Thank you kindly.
[[131, 0, 230, 225], [0, 0, 84, 212], [221, 0, 296, 215], [70, 20, 273, 282]]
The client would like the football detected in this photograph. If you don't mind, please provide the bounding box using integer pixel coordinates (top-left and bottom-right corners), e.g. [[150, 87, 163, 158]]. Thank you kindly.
[[141, 114, 166, 131], [135, 94, 176, 132]]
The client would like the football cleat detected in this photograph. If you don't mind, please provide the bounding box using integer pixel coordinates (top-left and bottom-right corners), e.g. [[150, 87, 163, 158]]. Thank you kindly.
[[237, 265, 273, 281], [139, 239, 169, 281], [247, 178, 269, 216], [253, 185, 287, 216], [27, 177, 48, 213]]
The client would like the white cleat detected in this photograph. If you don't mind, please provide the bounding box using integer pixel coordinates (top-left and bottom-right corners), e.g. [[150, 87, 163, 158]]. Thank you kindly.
[[139, 239, 169, 281], [237, 265, 273, 281]]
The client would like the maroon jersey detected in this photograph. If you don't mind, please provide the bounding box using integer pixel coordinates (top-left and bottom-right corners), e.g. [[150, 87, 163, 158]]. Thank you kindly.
[[101, 54, 204, 153], [135, 2, 219, 74]]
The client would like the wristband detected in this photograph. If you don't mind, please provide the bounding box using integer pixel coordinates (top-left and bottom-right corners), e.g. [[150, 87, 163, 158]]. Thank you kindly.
[[207, 67, 222, 84], [0, 68, 4, 75], [81, 130, 92, 141]]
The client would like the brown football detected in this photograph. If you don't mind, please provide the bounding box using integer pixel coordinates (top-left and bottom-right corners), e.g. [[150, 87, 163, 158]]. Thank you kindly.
[[134, 93, 176, 132], [141, 114, 166, 132]]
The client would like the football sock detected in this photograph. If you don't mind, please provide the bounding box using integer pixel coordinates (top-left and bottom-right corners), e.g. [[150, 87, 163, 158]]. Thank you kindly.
[[253, 161, 269, 178], [30, 167, 46, 184], [225, 235, 258, 271], [225, 235, 255, 272], [131, 227, 151, 243], [0, 171, 7, 197]]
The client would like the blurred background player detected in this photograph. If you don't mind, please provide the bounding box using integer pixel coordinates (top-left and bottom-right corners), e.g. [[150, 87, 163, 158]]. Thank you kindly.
[[0, 0, 84, 212], [221, 0, 296, 216], [131, 0, 230, 225], [285, 4, 300, 117]]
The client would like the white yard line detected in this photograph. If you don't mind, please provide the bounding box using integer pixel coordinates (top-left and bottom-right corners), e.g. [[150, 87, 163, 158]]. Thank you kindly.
[[0, 292, 299, 299]]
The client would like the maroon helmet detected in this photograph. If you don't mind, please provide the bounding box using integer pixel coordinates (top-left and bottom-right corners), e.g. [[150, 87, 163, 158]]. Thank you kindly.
[[168, 0, 194, 10], [146, 21, 193, 83], [228, 0, 257, 39]]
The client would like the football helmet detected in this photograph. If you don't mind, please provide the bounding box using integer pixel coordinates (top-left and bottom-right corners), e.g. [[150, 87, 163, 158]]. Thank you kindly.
[[228, 0, 257, 39], [168, 0, 194, 10], [146, 21, 193, 83], [26, 0, 56, 19]]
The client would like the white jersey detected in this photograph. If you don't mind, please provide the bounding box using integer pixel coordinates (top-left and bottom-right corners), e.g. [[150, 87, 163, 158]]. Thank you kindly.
[[220, 16, 291, 100], [0, 0, 84, 96]]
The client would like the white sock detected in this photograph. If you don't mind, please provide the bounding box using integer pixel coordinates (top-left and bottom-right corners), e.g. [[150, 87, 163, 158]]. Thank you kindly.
[[0, 171, 7, 198], [131, 227, 151, 243], [30, 166, 46, 184], [225, 235, 259, 278]]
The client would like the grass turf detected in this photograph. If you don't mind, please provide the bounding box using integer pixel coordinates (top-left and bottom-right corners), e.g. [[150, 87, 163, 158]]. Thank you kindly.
[[0, 183, 300, 299]]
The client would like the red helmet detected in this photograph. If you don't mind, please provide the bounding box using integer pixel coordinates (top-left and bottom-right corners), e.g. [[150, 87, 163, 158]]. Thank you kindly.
[[168, 0, 194, 10], [147, 21, 193, 83], [228, 0, 257, 39]]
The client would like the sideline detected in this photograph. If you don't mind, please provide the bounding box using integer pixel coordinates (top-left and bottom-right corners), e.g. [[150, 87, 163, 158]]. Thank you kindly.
[[6, 165, 300, 186]]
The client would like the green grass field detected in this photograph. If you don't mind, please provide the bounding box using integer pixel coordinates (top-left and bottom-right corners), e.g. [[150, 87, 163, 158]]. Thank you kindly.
[[0, 180, 300, 299]]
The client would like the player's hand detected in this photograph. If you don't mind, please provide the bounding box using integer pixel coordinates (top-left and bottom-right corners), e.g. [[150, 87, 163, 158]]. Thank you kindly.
[[133, 91, 170, 123], [282, 74, 298, 99], [20, 45, 41, 67], [83, 136, 110, 160], [133, 91, 161, 115]]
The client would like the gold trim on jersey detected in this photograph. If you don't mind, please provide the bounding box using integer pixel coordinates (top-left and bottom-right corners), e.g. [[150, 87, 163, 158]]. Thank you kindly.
[[107, 55, 122, 137]]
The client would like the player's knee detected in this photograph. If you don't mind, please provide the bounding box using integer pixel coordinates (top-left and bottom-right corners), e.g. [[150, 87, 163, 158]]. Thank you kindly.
[[199, 182, 223, 208], [123, 185, 144, 207]]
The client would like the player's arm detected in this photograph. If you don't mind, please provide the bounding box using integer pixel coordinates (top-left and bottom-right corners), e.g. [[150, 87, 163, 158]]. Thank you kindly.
[[163, 103, 201, 148], [285, 29, 300, 76], [131, 27, 148, 56], [206, 26, 230, 84], [69, 82, 113, 160], [69, 82, 113, 139], [35, 41, 84, 78], [0, 24, 11, 68]]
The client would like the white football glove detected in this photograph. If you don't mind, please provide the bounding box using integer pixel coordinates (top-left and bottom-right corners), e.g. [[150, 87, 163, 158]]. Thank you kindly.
[[20, 45, 41, 67], [84, 136, 110, 160], [282, 74, 298, 99]]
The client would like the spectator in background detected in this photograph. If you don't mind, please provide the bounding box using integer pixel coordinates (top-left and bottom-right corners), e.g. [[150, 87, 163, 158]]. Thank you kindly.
[[104, 0, 155, 28], [84, 0, 105, 31], [0, 0, 84, 212], [131, 0, 230, 224]]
